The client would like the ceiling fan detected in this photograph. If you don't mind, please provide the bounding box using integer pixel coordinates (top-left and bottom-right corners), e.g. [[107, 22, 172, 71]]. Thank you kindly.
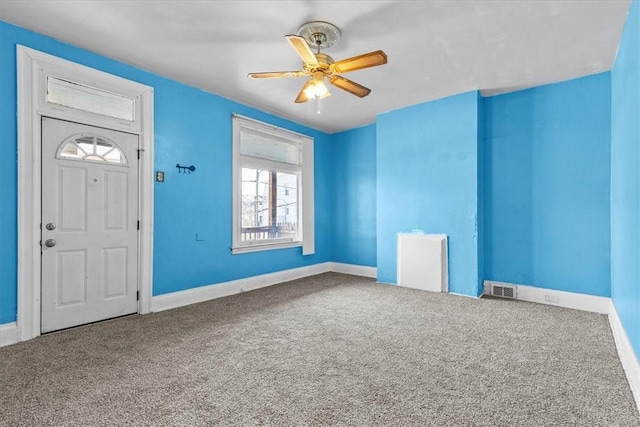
[[248, 21, 387, 105]]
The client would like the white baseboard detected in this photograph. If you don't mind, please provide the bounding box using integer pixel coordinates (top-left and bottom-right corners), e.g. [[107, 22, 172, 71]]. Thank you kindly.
[[329, 262, 377, 278], [609, 300, 640, 411], [483, 280, 610, 314], [152, 262, 378, 313], [0, 322, 18, 347], [152, 262, 331, 313]]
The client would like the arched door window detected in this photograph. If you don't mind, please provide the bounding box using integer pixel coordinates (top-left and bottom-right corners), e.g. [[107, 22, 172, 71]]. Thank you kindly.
[[57, 133, 128, 165]]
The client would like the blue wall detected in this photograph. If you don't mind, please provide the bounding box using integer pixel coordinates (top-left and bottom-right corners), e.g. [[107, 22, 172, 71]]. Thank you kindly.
[[611, 0, 640, 358], [0, 23, 19, 324], [484, 74, 612, 297], [377, 92, 482, 297], [331, 125, 377, 266], [477, 94, 486, 289], [0, 21, 332, 323]]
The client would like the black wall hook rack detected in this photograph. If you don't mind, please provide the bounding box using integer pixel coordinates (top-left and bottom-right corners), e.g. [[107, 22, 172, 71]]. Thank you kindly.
[[176, 164, 196, 174]]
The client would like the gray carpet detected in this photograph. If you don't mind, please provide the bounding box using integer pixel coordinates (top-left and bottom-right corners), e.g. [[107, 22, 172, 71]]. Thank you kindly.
[[0, 273, 637, 426]]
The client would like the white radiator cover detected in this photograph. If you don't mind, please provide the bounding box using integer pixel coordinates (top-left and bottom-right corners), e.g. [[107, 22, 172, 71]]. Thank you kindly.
[[397, 233, 448, 292]]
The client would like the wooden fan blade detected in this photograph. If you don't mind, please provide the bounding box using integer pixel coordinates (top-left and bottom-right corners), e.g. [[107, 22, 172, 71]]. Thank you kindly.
[[329, 75, 371, 98], [285, 35, 318, 66], [331, 50, 388, 74], [248, 71, 304, 79], [295, 80, 314, 103]]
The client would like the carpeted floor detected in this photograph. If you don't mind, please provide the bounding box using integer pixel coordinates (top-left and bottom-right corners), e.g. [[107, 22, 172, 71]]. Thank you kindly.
[[0, 273, 637, 426]]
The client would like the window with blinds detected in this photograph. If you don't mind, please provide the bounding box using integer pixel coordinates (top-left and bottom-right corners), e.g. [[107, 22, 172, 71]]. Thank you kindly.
[[231, 115, 314, 255]]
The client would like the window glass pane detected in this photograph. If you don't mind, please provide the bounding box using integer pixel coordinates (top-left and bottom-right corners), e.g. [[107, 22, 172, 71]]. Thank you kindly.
[[240, 130, 300, 165], [103, 149, 124, 164], [59, 142, 86, 160], [76, 136, 95, 155], [47, 76, 135, 122], [241, 168, 298, 242]]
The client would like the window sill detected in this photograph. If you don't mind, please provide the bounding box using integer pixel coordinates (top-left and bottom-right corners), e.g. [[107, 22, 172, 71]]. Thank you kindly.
[[231, 241, 302, 255]]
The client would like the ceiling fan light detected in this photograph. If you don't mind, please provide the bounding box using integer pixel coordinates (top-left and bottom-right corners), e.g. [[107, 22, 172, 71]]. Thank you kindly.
[[315, 81, 330, 98], [303, 86, 315, 99], [304, 79, 330, 99]]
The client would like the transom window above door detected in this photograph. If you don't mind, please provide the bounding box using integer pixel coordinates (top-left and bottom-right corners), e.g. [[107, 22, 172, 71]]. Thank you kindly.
[[46, 76, 136, 122], [57, 133, 127, 165]]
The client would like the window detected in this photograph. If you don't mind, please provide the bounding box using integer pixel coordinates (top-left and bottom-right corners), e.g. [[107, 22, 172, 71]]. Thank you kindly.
[[47, 76, 135, 122], [58, 134, 127, 165], [232, 114, 314, 254]]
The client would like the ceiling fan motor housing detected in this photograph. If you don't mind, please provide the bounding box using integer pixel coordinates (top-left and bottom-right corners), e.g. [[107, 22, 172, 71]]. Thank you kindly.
[[303, 53, 334, 76]]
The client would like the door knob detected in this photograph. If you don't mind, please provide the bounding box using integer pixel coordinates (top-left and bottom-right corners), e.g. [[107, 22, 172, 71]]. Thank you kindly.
[[44, 239, 56, 248]]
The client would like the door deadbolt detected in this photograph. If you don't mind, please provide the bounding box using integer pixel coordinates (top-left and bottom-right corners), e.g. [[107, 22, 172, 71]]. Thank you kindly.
[[44, 239, 56, 248], [45, 223, 56, 231]]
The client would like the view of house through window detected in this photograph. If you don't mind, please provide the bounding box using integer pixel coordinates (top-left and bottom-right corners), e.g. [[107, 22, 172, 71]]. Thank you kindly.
[[241, 168, 298, 242]]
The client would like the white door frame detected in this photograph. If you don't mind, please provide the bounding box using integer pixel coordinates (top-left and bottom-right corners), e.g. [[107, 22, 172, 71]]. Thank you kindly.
[[16, 46, 154, 342]]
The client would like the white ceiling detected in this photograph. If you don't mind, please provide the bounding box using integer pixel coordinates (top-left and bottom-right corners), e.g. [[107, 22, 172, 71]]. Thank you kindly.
[[0, 1, 631, 134]]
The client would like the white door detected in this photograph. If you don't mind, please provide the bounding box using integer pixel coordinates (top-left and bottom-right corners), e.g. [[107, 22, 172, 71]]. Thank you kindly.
[[41, 117, 139, 333]]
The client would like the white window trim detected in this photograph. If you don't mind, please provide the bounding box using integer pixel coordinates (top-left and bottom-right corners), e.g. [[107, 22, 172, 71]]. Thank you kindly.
[[231, 114, 314, 255], [16, 46, 154, 342]]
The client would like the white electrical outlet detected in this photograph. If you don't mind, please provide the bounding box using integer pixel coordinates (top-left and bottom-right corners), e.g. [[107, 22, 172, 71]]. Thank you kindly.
[[545, 294, 559, 303]]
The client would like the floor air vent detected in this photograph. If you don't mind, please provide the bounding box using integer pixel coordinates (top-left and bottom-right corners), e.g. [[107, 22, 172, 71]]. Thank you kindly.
[[490, 283, 516, 299]]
